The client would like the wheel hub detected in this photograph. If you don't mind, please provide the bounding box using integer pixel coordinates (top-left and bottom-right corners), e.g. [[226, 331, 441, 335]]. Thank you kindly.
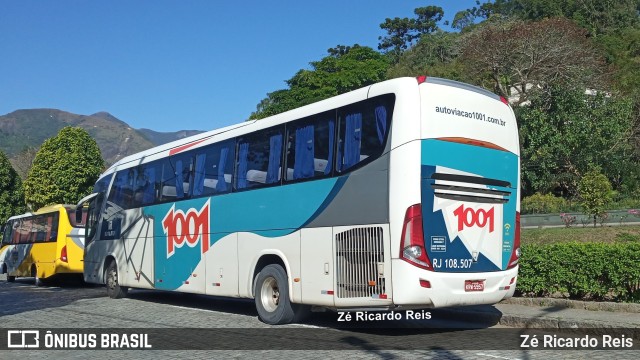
[[260, 277, 280, 312]]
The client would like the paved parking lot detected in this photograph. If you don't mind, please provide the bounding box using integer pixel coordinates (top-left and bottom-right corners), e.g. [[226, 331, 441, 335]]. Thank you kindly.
[[0, 274, 637, 359]]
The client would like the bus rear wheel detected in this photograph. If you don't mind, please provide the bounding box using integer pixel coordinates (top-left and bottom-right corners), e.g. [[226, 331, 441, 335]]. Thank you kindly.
[[255, 264, 307, 325], [5, 265, 15, 283], [105, 261, 128, 299]]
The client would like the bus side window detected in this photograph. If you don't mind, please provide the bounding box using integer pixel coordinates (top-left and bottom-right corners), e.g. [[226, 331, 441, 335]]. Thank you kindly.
[[11, 221, 20, 244], [133, 164, 159, 207], [109, 170, 133, 209], [160, 158, 175, 202], [86, 194, 102, 243], [193, 140, 235, 197], [85, 174, 112, 244], [337, 97, 391, 172], [285, 111, 335, 182], [47, 213, 57, 241], [236, 126, 284, 190], [19, 219, 33, 244], [34, 215, 46, 242], [161, 154, 193, 201], [214, 143, 235, 194], [2, 221, 12, 244]]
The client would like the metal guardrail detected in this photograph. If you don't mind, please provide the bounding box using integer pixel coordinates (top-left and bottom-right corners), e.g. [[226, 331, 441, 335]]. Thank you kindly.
[[521, 210, 640, 228]]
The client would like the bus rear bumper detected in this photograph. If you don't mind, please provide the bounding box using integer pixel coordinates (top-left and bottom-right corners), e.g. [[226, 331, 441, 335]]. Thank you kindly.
[[53, 260, 83, 276], [391, 259, 518, 308]]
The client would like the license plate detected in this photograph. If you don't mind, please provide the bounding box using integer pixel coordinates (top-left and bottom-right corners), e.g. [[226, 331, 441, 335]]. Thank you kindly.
[[465, 280, 485, 292]]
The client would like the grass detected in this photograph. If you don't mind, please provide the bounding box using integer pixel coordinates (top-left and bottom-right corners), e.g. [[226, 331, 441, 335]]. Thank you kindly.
[[522, 225, 640, 245]]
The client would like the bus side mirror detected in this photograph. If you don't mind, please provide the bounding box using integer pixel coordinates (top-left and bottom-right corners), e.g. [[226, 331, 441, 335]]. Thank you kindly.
[[75, 207, 83, 224]]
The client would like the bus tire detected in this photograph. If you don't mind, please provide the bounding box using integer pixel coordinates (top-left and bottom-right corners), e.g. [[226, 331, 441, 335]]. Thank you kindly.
[[32, 265, 44, 287], [2, 264, 12, 282], [105, 261, 128, 299], [254, 264, 296, 325]]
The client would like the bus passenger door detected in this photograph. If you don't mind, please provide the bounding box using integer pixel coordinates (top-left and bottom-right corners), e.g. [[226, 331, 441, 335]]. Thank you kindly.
[[80, 193, 106, 283], [300, 227, 335, 307], [122, 208, 155, 289]]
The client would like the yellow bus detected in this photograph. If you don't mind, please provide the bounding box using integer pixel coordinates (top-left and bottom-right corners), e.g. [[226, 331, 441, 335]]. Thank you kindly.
[[0, 204, 86, 285]]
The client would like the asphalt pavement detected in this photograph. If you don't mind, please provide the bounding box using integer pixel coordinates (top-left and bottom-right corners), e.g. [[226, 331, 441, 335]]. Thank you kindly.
[[1, 272, 638, 329]]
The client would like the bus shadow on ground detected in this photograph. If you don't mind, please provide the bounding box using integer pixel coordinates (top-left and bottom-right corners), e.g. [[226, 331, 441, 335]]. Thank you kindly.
[[125, 288, 502, 331], [8, 274, 91, 288], [0, 275, 105, 316], [126, 289, 503, 357]]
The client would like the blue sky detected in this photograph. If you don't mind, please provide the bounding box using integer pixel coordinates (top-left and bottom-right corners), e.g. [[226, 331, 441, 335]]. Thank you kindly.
[[1, 1, 479, 132]]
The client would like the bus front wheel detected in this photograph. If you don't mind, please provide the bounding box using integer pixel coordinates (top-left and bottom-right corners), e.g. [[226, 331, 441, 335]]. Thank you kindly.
[[254, 264, 304, 325], [105, 261, 128, 299]]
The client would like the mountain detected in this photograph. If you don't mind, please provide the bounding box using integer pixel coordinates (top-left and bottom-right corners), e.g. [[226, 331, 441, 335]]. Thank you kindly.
[[0, 109, 205, 165], [137, 128, 204, 146]]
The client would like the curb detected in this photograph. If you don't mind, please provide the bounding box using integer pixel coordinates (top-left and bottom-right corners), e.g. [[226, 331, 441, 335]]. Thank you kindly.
[[436, 307, 637, 329], [434, 298, 640, 329], [497, 314, 629, 329], [502, 297, 640, 313]]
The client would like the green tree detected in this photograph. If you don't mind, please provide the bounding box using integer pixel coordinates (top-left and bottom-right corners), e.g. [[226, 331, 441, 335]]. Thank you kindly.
[[464, 0, 640, 36], [0, 151, 26, 226], [598, 28, 640, 99], [578, 170, 613, 227], [23, 127, 104, 209], [517, 86, 636, 197], [250, 45, 389, 119], [451, 9, 477, 31], [378, 6, 444, 62], [386, 30, 463, 80], [570, 0, 640, 35]]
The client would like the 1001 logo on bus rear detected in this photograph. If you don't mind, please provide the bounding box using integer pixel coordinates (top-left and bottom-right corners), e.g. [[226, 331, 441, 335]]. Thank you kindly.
[[453, 204, 495, 233], [162, 200, 210, 258]]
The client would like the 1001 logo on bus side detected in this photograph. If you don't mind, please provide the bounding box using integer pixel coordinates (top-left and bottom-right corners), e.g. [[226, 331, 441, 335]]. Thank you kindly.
[[162, 200, 210, 258]]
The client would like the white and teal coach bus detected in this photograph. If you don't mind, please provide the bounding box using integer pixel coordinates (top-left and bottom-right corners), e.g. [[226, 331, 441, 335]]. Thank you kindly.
[[76, 76, 520, 324]]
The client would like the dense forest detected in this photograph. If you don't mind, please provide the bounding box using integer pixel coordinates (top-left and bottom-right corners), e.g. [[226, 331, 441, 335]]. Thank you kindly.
[[249, 0, 640, 211]]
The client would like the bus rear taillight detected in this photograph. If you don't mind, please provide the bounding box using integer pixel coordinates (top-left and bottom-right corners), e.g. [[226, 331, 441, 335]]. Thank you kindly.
[[400, 204, 432, 270], [61, 245, 68, 263], [507, 212, 521, 269]]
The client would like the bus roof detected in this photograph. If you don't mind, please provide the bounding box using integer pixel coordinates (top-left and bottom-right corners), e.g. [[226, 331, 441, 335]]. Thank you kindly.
[[5, 204, 73, 223], [34, 204, 74, 214], [6, 212, 33, 222], [423, 77, 501, 102], [102, 121, 256, 176], [100, 76, 505, 177]]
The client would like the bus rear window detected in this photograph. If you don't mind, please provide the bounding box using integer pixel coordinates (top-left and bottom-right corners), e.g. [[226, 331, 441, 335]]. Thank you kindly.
[[68, 208, 87, 228]]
